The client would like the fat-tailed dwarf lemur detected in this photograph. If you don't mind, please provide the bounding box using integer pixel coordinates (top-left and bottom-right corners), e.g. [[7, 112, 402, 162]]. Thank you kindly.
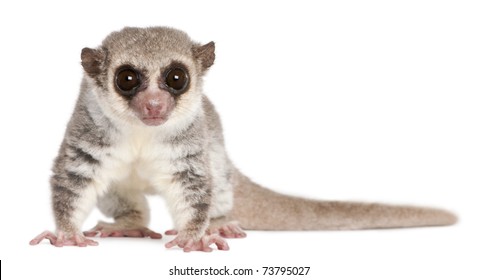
[[30, 27, 456, 252]]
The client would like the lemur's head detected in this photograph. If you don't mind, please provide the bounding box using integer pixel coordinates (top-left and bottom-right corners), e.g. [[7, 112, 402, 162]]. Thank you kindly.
[[81, 27, 214, 127]]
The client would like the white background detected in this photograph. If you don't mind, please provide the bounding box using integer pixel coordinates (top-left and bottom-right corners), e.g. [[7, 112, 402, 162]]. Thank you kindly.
[[1, 0, 477, 279]]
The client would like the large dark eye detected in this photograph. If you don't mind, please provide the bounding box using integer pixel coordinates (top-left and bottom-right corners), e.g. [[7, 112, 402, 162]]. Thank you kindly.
[[165, 67, 189, 94], [115, 67, 141, 94]]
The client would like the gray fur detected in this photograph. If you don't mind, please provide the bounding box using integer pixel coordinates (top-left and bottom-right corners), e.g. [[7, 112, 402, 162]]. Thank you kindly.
[[30, 27, 456, 250]]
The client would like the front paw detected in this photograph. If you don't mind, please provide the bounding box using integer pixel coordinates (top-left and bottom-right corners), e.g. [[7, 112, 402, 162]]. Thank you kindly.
[[165, 233, 229, 252], [30, 230, 98, 247]]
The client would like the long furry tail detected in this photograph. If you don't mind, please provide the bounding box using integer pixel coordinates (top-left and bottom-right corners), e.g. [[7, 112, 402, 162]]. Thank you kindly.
[[228, 173, 457, 230]]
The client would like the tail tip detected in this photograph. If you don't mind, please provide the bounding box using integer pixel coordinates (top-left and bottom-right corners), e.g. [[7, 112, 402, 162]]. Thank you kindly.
[[433, 208, 458, 226], [444, 211, 458, 225]]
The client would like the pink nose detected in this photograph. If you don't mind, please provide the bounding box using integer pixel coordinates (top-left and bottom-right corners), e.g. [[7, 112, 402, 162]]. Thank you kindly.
[[144, 100, 162, 117]]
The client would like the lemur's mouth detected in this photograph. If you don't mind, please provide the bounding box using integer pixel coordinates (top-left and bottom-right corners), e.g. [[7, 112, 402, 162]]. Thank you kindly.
[[141, 116, 167, 126]]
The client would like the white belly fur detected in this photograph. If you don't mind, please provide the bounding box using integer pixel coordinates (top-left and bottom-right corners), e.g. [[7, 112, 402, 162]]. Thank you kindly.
[[94, 127, 176, 195], [91, 125, 234, 219]]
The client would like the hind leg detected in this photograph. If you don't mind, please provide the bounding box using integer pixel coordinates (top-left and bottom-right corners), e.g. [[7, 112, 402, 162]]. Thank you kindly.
[[166, 217, 246, 238], [208, 217, 247, 238], [84, 188, 162, 239]]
